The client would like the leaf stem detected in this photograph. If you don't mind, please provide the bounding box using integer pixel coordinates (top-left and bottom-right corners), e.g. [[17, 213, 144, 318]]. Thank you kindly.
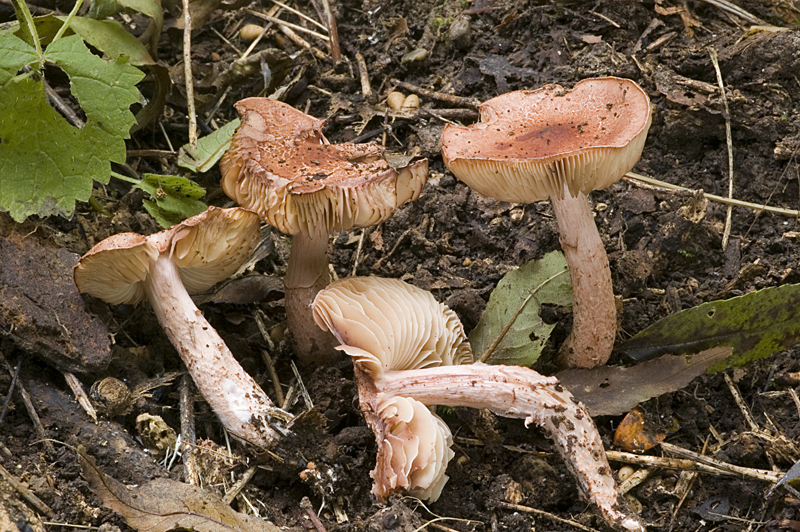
[[10, 0, 42, 56], [478, 268, 569, 363], [110, 170, 141, 185], [51, 0, 86, 44]]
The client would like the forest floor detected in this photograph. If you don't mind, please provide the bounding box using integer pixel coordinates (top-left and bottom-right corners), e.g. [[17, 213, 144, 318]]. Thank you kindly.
[[3, 0, 800, 531]]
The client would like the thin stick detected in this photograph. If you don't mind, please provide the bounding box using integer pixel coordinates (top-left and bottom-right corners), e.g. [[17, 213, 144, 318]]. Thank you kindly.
[[223, 464, 258, 504], [319, 0, 340, 62], [0, 354, 21, 426], [180, 374, 199, 485], [355, 52, 372, 100], [723, 373, 760, 432], [0, 463, 54, 517], [351, 228, 368, 276], [606, 449, 782, 482], [391, 79, 479, 109], [267, 0, 327, 30], [1, 358, 54, 454], [244, 9, 330, 41], [63, 372, 97, 423], [660, 441, 781, 482], [708, 47, 734, 250], [181, 0, 197, 148], [494, 501, 601, 532], [624, 172, 800, 217]]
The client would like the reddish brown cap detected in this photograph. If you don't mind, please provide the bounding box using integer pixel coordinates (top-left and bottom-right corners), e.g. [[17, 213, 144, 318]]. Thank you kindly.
[[441, 77, 651, 202], [74, 207, 260, 303], [220, 98, 428, 236]]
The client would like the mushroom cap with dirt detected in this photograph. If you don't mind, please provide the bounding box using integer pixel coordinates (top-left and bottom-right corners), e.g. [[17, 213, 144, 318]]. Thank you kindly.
[[74, 206, 290, 448], [220, 97, 428, 367], [441, 77, 652, 368], [312, 276, 643, 532]]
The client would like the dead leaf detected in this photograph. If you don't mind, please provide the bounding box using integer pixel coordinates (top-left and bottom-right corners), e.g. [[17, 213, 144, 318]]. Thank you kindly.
[[78, 449, 287, 532], [613, 407, 666, 452], [557, 347, 732, 417]]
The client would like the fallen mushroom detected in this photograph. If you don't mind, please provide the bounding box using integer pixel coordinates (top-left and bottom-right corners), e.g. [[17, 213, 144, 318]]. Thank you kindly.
[[441, 77, 651, 368], [220, 97, 428, 366], [74, 207, 290, 448], [313, 277, 643, 532]]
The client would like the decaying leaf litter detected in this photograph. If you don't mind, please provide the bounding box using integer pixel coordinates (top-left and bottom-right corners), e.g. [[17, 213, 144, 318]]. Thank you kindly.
[[2, 0, 800, 530]]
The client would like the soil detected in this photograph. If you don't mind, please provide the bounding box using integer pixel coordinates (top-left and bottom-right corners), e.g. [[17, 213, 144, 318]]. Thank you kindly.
[[2, 0, 800, 531]]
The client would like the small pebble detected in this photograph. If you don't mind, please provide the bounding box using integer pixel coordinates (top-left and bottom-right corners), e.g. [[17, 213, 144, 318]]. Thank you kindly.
[[387, 91, 406, 111], [462, 257, 472, 267], [240, 24, 265, 40], [401, 48, 428, 64]]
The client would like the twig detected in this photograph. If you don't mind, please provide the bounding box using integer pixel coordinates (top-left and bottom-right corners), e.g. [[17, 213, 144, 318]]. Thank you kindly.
[[355, 52, 372, 100], [300, 497, 328, 532], [181, 0, 197, 148], [660, 441, 782, 482], [697, 0, 766, 24], [244, 9, 330, 42], [63, 372, 97, 423], [0, 463, 54, 517], [351, 227, 369, 276], [0, 354, 21, 427], [319, 0, 340, 62], [494, 501, 601, 532], [1, 358, 54, 454], [390, 79, 480, 109], [223, 464, 258, 504], [290, 361, 314, 411], [708, 47, 735, 250], [253, 311, 285, 406], [180, 374, 199, 485], [267, 0, 327, 30], [606, 448, 782, 482], [624, 171, 800, 217], [723, 373, 760, 432]]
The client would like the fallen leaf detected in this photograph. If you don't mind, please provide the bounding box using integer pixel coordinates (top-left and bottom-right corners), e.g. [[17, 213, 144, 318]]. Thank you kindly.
[[618, 284, 800, 370], [469, 251, 571, 366], [558, 347, 731, 416], [79, 449, 287, 532], [613, 407, 666, 452]]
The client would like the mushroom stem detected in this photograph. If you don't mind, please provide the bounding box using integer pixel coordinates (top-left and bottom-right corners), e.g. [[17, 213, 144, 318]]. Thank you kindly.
[[375, 362, 643, 532], [143, 253, 290, 448], [550, 190, 616, 368], [285, 231, 340, 366]]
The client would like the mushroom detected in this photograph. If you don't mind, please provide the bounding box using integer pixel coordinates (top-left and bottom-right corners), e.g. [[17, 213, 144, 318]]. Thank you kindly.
[[313, 277, 643, 532], [74, 206, 290, 448], [220, 97, 428, 366], [441, 77, 651, 368]]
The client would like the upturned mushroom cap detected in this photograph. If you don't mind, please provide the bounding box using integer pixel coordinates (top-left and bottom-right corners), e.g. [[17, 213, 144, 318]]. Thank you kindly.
[[74, 233, 159, 305], [312, 277, 474, 374], [373, 395, 454, 501], [220, 97, 428, 237], [441, 77, 651, 202], [75, 207, 260, 303]]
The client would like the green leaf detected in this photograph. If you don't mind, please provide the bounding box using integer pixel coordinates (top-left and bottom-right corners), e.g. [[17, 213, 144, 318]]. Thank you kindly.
[[619, 283, 800, 371], [0, 76, 121, 220], [116, 0, 162, 53], [45, 35, 144, 137], [56, 17, 155, 65], [469, 251, 572, 366], [135, 174, 207, 228], [177, 118, 240, 173], [0, 34, 38, 83]]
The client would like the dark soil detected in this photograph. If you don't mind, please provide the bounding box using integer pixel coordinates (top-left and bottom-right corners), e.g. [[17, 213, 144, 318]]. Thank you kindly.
[[3, 1, 800, 531]]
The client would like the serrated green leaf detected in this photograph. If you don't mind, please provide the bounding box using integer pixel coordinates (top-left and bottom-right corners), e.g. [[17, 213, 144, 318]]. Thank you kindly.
[[0, 76, 120, 220], [469, 251, 572, 366], [0, 34, 39, 83], [619, 284, 800, 371], [177, 119, 240, 173], [135, 174, 207, 228], [45, 35, 144, 137], [56, 17, 155, 65]]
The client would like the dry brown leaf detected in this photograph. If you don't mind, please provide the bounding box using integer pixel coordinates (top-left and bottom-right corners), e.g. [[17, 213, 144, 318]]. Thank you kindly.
[[557, 346, 732, 417], [78, 449, 287, 532]]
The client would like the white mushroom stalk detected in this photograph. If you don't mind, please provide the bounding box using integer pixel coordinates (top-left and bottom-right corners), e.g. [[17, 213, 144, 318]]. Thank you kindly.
[[75, 207, 290, 448], [220, 97, 428, 367], [441, 77, 651, 368], [313, 277, 643, 532]]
